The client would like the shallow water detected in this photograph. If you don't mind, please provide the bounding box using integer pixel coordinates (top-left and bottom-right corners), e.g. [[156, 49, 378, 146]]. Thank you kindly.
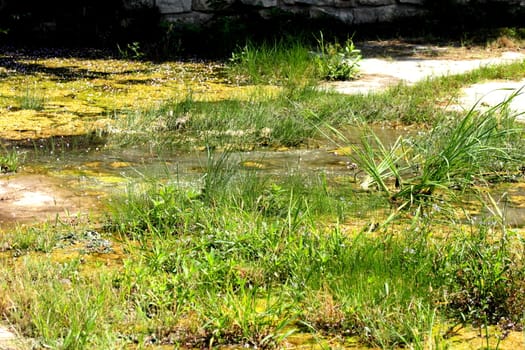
[[0, 51, 523, 230]]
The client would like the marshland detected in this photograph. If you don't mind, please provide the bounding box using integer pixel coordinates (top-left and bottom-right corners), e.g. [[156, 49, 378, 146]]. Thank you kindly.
[[0, 30, 525, 350]]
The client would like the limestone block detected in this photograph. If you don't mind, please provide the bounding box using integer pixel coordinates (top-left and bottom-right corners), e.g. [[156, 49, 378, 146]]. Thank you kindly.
[[334, 0, 360, 8], [273, 5, 310, 16], [240, 0, 278, 7], [398, 0, 425, 4], [124, 0, 155, 9], [295, 0, 336, 6], [192, 0, 236, 11], [358, 0, 395, 6], [157, 0, 192, 14], [309, 7, 354, 24], [162, 11, 214, 24], [352, 4, 424, 24]]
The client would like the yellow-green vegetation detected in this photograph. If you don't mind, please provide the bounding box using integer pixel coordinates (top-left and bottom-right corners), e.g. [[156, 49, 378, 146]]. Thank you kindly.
[[0, 54, 279, 141]]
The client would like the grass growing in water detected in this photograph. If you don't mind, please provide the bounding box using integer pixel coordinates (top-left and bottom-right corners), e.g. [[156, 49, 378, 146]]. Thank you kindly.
[[335, 93, 525, 221], [16, 88, 46, 111], [111, 58, 525, 151], [0, 148, 20, 173], [0, 159, 524, 348]]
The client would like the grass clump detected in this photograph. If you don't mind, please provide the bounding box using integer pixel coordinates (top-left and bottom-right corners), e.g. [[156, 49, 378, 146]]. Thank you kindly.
[[16, 88, 46, 111], [314, 32, 361, 81], [344, 94, 525, 217], [2, 161, 524, 348], [227, 33, 361, 86], [228, 38, 318, 87]]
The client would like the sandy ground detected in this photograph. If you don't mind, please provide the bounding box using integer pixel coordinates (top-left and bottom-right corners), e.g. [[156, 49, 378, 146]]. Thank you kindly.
[[322, 50, 525, 122]]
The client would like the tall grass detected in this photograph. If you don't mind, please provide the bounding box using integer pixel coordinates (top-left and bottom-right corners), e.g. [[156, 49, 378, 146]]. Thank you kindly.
[[1, 164, 524, 348], [227, 38, 318, 87], [3, 41, 525, 349], [110, 58, 525, 151], [343, 93, 525, 217]]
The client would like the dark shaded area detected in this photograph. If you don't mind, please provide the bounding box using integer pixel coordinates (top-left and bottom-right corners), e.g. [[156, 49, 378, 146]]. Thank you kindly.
[[427, 0, 525, 32], [0, 49, 153, 82], [0, 1, 524, 59], [0, 0, 162, 53]]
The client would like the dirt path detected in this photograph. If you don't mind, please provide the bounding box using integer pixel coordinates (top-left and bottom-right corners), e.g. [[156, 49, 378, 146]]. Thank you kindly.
[[322, 46, 525, 122], [324, 51, 523, 92]]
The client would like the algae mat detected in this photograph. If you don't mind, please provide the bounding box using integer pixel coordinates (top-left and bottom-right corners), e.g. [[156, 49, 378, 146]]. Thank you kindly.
[[0, 52, 275, 140]]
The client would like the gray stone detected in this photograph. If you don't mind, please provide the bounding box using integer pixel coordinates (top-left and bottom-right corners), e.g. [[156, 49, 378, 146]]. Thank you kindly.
[[258, 7, 302, 18], [358, 0, 396, 6], [277, 5, 310, 15], [192, 0, 236, 11], [295, 0, 335, 6], [157, 0, 192, 14], [120, 0, 525, 28], [240, 0, 278, 7], [310, 6, 354, 24], [124, 0, 155, 9], [398, 0, 425, 4], [352, 4, 424, 24], [162, 11, 214, 24], [334, 0, 360, 8]]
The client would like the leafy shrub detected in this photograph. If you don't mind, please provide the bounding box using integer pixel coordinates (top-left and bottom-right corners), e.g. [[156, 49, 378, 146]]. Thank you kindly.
[[314, 32, 361, 81]]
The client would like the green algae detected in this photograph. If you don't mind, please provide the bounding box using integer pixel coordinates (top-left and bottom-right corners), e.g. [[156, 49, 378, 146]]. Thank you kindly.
[[0, 55, 279, 141]]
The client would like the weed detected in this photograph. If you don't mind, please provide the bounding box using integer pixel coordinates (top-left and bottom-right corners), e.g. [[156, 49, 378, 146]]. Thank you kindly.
[[314, 32, 361, 81], [116, 42, 145, 60], [0, 148, 20, 173]]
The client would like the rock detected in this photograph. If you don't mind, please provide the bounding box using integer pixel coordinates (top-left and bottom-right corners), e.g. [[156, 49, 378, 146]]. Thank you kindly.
[[157, 0, 192, 14], [239, 0, 278, 7], [192, 0, 236, 11]]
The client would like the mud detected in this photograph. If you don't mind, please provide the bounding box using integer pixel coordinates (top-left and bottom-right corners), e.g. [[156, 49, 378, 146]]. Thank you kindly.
[[0, 174, 99, 227]]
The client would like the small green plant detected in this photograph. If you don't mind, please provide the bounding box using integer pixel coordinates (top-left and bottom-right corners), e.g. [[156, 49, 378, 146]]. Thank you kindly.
[[314, 32, 361, 81], [117, 41, 145, 60], [0, 149, 19, 173]]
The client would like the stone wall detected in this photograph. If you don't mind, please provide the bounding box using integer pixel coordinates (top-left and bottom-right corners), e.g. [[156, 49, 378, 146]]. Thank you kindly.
[[2, 0, 525, 46], [125, 0, 525, 26]]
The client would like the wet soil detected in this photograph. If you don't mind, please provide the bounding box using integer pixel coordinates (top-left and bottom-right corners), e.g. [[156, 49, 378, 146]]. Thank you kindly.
[[0, 174, 99, 227]]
